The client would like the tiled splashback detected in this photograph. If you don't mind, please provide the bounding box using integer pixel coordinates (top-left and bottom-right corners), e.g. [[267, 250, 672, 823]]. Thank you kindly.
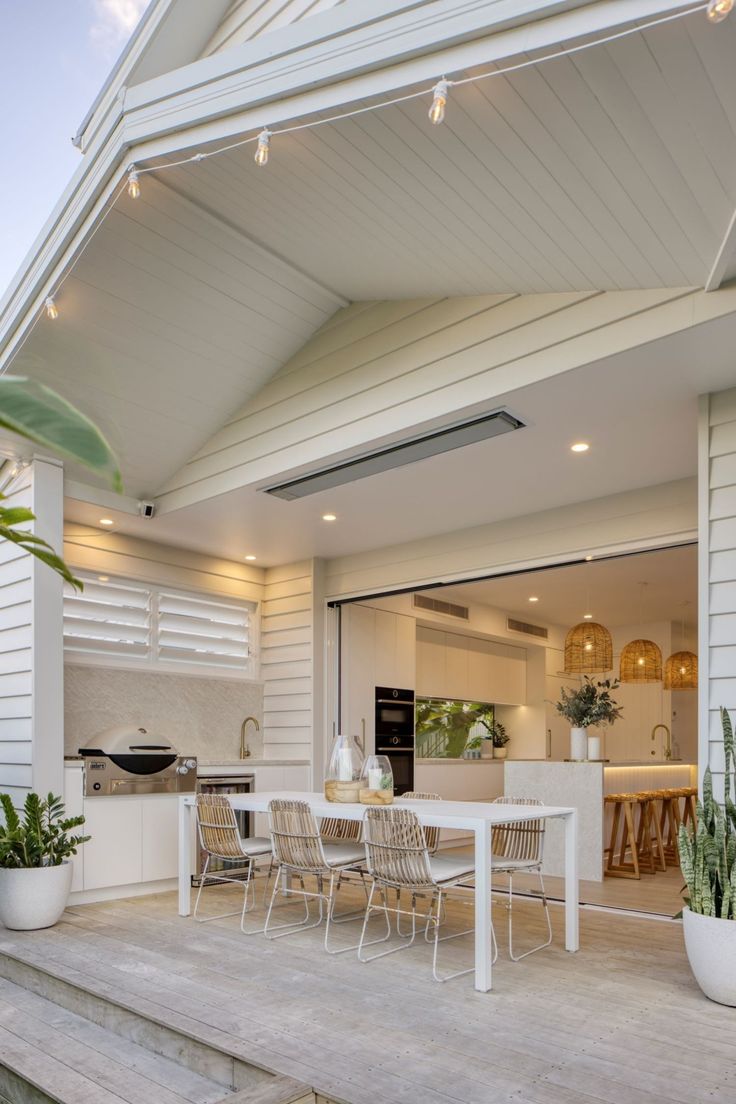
[[64, 665, 263, 760]]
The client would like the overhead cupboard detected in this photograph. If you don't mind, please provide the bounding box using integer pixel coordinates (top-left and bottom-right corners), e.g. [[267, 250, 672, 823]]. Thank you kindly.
[[416, 627, 526, 705]]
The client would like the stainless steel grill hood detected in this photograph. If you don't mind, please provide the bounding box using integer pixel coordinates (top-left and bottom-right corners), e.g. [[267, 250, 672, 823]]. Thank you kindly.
[[263, 408, 525, 500]]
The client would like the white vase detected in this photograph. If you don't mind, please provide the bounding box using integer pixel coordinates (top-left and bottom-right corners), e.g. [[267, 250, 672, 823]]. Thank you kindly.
[[570, 727, 587, 760], [587, 734, 601, 760], [682, 906, 736, 1006], [0, 861, 73, 931]]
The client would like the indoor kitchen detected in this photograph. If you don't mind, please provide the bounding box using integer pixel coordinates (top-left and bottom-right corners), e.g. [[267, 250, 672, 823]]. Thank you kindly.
[[2, 2, 736, 1103]]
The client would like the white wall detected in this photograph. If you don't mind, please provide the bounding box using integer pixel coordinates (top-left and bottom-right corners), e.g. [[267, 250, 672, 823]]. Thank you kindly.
[[700, 387, 736, 800], [0, 459, 64, 803], [324, 479, 696, 599], [64, 666, 264, 761], [261, 560, 320, 762]]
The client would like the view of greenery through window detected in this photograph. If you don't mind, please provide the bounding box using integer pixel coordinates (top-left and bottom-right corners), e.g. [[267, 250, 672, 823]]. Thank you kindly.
[[415, 698, 495, 759]]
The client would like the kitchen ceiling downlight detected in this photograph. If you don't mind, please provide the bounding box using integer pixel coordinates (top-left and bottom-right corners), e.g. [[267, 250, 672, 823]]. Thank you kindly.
[[263, 409, 524, 500]]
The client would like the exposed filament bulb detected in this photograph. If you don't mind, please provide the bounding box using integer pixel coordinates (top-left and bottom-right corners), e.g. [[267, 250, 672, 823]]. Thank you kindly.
[[428, 80, 450, 125], [127, 169, 140, 199], [707, 0, 733, 21], [255, 129, 271, 167], [45, 296, 58, 321]]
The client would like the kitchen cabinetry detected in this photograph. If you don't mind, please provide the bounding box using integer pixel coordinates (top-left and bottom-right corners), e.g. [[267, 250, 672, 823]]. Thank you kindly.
[[341, 604, 416, 753], [417, 627, 526, 705]]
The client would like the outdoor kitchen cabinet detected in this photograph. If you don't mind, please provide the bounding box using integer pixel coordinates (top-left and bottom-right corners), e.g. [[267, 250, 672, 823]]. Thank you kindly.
[[81, 795, 180, 890]]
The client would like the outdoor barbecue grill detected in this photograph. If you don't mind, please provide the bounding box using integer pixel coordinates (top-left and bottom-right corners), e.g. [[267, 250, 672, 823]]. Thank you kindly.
[[78, 725, 197, 796]]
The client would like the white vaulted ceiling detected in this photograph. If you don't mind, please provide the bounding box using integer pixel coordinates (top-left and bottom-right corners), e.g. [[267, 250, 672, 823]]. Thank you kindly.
[[161, 10, 736, 297], [11, 178, 343, 497]]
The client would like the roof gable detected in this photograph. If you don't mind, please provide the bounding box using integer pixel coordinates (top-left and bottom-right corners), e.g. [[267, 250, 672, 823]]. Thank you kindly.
[[200, 0, 347, 58]]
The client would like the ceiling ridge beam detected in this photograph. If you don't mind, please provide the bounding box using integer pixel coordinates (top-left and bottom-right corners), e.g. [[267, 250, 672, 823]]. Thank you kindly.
[[705, 206, 736, 292]]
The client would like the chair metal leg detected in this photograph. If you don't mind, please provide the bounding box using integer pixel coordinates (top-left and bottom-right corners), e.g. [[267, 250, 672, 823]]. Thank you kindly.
[[194, 854, 254, 924], [357, 884, 412, 963], [507, 869, 552, 962], [430, 889, 476, 983], [263, 865, 322, 940]]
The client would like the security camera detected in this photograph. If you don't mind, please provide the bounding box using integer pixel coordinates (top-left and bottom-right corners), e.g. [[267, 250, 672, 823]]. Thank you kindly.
[[138, 501, 156, 518]]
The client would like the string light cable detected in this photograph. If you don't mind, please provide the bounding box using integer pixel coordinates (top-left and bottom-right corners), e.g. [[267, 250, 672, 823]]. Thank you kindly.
[[5, 0, 720, 361]]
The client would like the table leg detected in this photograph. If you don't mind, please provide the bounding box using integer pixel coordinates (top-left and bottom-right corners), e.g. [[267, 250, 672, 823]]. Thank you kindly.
[[474, 822, 492, 992], [178, 797, 191, 917], [564, 809, 579, 952]]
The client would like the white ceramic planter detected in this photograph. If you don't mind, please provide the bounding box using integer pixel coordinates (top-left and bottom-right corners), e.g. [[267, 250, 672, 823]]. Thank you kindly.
[[493, 747, 508, 759], [570, 727, 587, 760], [682, 906, 736, 1006], [0, 862, 73, 931]]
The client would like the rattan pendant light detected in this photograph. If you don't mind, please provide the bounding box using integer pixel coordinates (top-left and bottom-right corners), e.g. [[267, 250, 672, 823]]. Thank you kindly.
[[564, 621, 613, 673], [664, 604, 698, 690], [619, 583, 662, 683], [564, 566, 612, 674]]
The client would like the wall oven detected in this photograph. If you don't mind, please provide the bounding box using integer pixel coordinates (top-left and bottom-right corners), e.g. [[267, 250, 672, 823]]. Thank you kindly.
[[375, 687, 415, 795], [194, 774, 254, 885]]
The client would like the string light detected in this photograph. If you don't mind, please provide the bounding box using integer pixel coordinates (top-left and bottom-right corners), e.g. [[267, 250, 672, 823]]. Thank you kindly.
[[254, 129, 271, 167], [44, 297, 58, 321], [12, 1, 713, 355], [428, 80, 450, 125], [707, 0, 733, 21]]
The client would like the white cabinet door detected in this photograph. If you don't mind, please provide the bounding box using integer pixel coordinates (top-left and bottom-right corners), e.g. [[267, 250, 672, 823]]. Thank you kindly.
[[83, 798, 142, 890], [141, 797, 179, 882], [341, 604, 376, 753], [416, 627, 446, 697], [393, 612, 416, 691], [445, 633, 470, 699]]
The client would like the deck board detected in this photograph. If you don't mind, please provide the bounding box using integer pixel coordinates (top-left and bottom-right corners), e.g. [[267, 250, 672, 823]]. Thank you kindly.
[[1, 881, 734, 1104]]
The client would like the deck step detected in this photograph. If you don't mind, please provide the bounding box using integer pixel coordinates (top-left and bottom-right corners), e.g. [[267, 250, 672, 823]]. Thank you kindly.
[[0, 944, 325, 1104]]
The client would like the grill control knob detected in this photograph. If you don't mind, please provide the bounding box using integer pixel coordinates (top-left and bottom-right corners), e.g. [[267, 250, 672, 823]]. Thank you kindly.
[[176, 764, 190, 775], [93, 782, 101, 791], [184, 759, 196, 769]]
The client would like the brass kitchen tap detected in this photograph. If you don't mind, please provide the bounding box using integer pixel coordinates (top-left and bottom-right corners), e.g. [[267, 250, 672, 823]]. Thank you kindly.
[[240, 716, 259, 759], [651, 723, 672, 760]]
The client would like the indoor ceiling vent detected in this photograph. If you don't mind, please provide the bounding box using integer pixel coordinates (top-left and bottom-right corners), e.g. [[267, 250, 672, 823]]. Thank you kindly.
[[414, 594, 469, 620], [507, 617, 548, 640], [263, 409, 524, 500]]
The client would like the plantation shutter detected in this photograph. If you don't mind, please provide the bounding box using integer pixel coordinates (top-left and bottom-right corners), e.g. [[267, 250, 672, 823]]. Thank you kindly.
[[157, 591, 251, 669], [63, 578, 151, 659]]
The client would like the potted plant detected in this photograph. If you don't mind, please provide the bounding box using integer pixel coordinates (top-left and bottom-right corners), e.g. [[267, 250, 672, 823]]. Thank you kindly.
[[0, 792, 89, 930], [486, 719, 510, 759], [679, 707, 736, 1006], [555, 677, 622, 760]]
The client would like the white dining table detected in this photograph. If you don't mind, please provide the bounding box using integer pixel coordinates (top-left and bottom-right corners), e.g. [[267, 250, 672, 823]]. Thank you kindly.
[[178, 791, 578, 992]]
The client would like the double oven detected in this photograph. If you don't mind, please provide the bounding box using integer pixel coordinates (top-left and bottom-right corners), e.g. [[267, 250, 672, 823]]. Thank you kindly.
[[374, 686, 415, 795]]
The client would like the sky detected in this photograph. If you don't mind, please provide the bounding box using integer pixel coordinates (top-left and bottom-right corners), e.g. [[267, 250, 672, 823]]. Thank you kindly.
[[0, 0, 148, 300]]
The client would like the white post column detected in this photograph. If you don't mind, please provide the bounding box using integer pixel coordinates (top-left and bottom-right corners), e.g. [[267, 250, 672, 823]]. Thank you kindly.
[[699, 388, 736, 802], [0, 456, 64, 802]]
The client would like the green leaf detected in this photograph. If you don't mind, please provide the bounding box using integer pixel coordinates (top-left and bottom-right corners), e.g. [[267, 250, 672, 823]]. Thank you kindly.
[[0, 376, 121, 492], [0, 516, 82, 591]]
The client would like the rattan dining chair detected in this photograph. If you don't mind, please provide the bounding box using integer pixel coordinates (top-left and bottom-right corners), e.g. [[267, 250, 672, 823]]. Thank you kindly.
[[491, 796, 552, 960], [194, 793, 273, 931], [398, 792, 442, 853], [264, 799, 367, 953], [358, 805, 480, 983]]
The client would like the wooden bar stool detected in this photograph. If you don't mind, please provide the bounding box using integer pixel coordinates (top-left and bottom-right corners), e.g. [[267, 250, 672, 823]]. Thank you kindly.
[[658, 788, 682, 864], [605, 793, 642, 879], [635, 791, 666, 873], [681, 786, 698, 830]]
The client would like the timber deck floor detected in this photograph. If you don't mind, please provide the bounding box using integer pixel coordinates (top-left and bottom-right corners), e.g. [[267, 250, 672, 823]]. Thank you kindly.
[[1, 881, 734, 1104]]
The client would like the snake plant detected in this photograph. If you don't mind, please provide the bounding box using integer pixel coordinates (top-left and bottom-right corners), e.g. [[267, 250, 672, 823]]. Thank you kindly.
[[679, 707, 736, 919]]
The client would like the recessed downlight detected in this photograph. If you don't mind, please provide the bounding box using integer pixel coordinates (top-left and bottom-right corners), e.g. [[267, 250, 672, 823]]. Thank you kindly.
[[244, 555, 256, 561], [528, 596, 539, 603], [322, 513, 337, 522], [99, 518, 114, 527], [98, 575, 109, 582], [585, 555, 593, 561], [583, 613, 593, 620], [570, 442, 590, 453]]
